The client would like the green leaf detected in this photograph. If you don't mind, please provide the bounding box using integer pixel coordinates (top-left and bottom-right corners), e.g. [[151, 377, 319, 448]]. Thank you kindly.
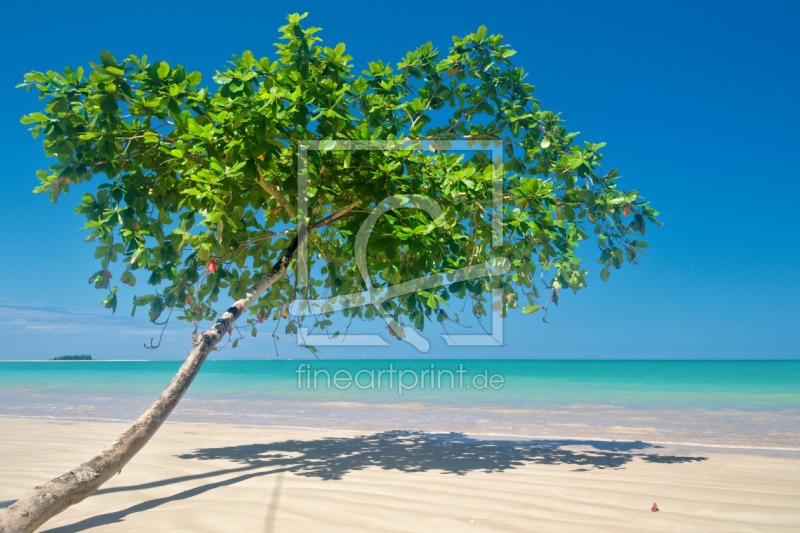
[[102, 292, 118, 313], [187, 71, 202, 86], [100, 94, 117, 113], [121, 271, 136, 287], [157, 61, 170, 80], [216, 219, 224, 245], [426, 292, 438, 309], [100, 50, 117, 67], [241, 50, 255, 68], [20, 112, 49, 125]]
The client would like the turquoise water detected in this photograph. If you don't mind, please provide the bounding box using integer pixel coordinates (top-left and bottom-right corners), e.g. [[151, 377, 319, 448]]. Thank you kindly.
[[1, 360, 798, 447]]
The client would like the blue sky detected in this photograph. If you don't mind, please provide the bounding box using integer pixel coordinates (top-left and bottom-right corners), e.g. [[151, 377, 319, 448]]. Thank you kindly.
[[1, 1, 798, 360]]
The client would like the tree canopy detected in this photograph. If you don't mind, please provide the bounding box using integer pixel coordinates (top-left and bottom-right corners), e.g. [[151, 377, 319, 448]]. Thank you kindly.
[[19, 12, 658, 351]]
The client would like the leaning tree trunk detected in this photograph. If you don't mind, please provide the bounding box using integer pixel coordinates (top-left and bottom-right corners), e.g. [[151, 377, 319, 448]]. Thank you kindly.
[[0, 236, 301, 533]]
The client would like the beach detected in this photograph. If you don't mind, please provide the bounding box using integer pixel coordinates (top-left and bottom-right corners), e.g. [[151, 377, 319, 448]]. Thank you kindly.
[[1, 417, 799, 532], [1, 360, 798, 531]]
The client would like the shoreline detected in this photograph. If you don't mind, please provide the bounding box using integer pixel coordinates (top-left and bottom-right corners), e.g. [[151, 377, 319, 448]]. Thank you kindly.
[[2, 418, 799, 532], [2, 414, 800, 456]]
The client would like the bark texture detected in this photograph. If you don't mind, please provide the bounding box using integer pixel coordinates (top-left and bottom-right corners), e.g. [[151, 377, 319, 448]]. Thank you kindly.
[[0, 235, 300, 533]]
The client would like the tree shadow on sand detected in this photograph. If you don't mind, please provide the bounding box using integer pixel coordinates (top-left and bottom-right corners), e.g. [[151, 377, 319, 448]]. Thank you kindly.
[[177, 430, 706, 480], [40, 431, 706, 532]]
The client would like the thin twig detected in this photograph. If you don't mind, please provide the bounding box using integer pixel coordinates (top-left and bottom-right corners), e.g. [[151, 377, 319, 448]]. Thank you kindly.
[[256, 167, 297, 218], [310, 199, 362, 230]]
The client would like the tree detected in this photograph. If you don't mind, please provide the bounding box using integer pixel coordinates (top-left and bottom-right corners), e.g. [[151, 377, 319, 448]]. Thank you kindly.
[[1, 12, 658, 532]]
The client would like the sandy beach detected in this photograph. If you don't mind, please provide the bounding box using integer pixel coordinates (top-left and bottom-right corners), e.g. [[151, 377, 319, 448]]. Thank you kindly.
[[1, 418, 798, 532]]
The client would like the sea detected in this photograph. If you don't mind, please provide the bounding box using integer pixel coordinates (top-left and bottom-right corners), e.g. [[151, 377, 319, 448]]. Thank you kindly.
[[1, 359, 798, 450]]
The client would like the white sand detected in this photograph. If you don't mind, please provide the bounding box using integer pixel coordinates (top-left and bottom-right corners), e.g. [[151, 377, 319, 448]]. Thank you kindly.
[[1, 418, 798, 532]]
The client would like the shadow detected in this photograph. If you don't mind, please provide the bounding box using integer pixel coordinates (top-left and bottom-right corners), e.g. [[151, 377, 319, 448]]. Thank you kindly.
[[44, 466, 296, 533], [177, 430, 705, 480], [42, 431, 706, 532], [263, 473, 283, 533]]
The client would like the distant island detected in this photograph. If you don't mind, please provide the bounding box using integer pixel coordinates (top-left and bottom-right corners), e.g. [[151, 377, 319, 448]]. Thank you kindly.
[[52, 355, 92, 361]]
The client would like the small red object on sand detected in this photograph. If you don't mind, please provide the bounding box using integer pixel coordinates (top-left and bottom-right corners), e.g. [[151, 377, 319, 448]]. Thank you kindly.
[[651, 502, 660, 512]]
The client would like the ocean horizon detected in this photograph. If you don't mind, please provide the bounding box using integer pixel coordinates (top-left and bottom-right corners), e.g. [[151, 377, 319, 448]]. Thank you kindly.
[[2, 359, 798, 450]]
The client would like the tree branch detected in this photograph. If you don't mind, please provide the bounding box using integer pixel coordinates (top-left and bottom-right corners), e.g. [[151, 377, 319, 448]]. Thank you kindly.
[[256, 167, 297, 219], [232, 199, 361, 258], [310, 199, 362, 230]]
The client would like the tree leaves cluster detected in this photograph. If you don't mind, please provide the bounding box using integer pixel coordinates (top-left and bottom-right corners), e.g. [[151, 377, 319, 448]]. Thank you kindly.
[[19, 12, 658, 346]]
